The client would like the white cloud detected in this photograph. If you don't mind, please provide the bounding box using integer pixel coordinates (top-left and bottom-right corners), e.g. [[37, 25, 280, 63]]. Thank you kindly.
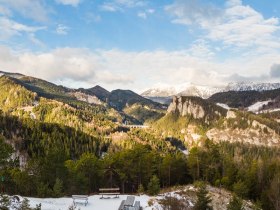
[[137, 12, 147, 19], [100, 3, 119, 12], [55, 0, 82, 7], [147, 9, 154, 14], [115, 0, 146, 8], [28, 33, 45, 47], [166, 0, 280, 52], [56, 24, 70, 35], [0, 17, 46, 39], [100, 0, 146, 12], [0, 46, 279, 91], [270, 64, 280, 78], [189, 39, 215, 58], [137, 8, 155, 19], [0, 0, 50, 22], [165, 0, 222, 26]]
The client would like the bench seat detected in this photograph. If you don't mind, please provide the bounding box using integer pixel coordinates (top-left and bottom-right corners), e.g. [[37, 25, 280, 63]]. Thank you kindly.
[[72, 195, 88, 206]]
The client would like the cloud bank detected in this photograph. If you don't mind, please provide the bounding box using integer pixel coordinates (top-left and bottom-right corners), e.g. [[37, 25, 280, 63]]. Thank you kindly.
[[0, 45, 279, 92]]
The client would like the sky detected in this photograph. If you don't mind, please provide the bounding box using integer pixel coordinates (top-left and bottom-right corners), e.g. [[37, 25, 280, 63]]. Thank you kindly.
[[0, 0, 280, 93]]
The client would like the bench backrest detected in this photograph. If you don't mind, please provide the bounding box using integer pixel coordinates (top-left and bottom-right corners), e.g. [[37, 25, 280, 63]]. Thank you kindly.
[[124, 196, 135, 206], [118, 200, 125, 210], [134, 201, 140, 207], [72, 195, 88, 199], [134, 201, 140, 210], [99, 188, 120, 191]]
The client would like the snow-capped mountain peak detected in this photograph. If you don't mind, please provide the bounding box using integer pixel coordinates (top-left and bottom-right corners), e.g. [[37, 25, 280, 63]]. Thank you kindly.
[[225, 82, 280, 92], [141, 82, 280, 99], [141, 83, 222, 99]]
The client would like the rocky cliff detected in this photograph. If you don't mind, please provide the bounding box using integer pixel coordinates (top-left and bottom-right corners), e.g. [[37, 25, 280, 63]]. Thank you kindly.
[[167, 96, 226, 123]]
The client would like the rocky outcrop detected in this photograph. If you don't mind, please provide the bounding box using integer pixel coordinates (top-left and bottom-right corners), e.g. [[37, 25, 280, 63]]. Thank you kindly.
[[167, 96, 226, 121], [206, 128, 280, 147], [168, 96, 205, 119], [72, 91, 103, 105]]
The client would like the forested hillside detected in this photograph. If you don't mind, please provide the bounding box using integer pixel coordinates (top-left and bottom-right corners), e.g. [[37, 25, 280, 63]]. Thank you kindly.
[[0, 72, 165, 124]]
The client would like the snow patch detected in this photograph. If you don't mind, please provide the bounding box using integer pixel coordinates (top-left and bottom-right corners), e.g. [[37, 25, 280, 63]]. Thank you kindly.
[[247, 100, 271, 112], [216, 103, 231, 110]]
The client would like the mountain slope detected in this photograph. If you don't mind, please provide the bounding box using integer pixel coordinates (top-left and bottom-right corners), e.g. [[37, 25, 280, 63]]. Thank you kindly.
[[153, 96, 280, 148], [0, 71, 164, 124], [108, 89, 166, 124], [79, 85, 110, 102]]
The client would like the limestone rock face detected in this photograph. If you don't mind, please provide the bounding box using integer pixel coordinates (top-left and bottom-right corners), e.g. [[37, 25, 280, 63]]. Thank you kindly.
[[167, 96, 205, 119], [72, 91, 103, 105], [167, 96, 224, 120]]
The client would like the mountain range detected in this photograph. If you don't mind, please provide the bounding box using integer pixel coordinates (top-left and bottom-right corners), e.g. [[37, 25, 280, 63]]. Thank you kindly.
[[1, 70, 280, 152], [141, 82, 280, 104]]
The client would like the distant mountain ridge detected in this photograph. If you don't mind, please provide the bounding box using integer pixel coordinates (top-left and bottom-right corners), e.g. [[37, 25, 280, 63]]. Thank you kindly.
[[141, 82, 280, 102], [224, 82, 280, 92]]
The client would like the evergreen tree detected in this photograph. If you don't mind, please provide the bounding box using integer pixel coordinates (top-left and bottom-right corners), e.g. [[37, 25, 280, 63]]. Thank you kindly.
[[233, 181, 249, 198], [147, 175, 160, 196], [194, 184, 213, 210], [137, 184, 145, 195], [53, 178, 63, 198], [227, 195, 244, 210]]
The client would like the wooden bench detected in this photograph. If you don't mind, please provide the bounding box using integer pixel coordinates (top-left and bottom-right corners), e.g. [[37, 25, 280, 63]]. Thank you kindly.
[[134, 201, 140, 210], [124, 196, 135, 208], [119, 197, 141, 210], [118, 200, 125, 210], [72, 195, 88, 206], [99, 188, 120, 199]]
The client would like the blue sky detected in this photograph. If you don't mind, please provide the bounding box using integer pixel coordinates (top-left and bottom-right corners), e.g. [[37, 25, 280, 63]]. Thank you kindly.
[[0, 0, 280, 92]]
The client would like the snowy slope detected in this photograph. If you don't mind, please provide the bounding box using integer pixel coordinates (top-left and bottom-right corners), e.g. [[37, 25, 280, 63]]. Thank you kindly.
[[247, 100, 272, 113]]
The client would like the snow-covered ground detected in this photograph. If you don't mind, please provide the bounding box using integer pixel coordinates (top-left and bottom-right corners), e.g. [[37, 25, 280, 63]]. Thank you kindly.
[[247, 100, 271, 112], [10, 185, 257, 210], [28, 195, 156, 210]]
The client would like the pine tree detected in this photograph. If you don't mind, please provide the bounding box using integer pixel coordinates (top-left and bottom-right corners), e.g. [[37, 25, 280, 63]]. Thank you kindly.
[[147, 175, 160, 196], [227, 195, 244, 210], [53, 178, 63, 198], [137, 184, 145, 195], [194, 184, 213, 210]]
